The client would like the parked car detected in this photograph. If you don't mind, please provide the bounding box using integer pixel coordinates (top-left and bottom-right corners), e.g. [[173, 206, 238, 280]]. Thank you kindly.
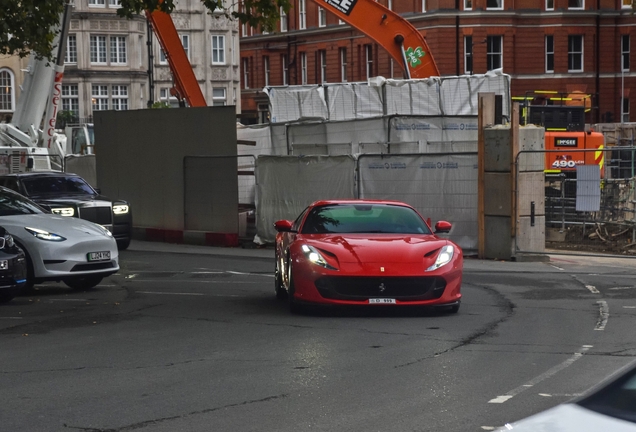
[[498, 360, 636, 431], [0, 186, 119, 291], [274, 200, 463, 314], [0, 226, 27, 303], [0, 171, 132, 250]]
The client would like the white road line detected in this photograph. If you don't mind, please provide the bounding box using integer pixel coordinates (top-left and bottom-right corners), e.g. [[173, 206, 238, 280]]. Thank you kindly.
[[227, 271, 274, 278], [488, 346, 591, 404], [538, 393, 583, 397], [481, 427, 496, 431], [549, 264, 564, 271], [609, 286, 635, 291], [624, 306, 636, 309], [586, 285, 600, 294], [595, 301, 609, 331]]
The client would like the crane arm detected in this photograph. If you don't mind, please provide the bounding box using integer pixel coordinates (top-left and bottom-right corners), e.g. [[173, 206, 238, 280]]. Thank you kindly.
[[311, 0, 439, 79], [146, 9, 207, 107]]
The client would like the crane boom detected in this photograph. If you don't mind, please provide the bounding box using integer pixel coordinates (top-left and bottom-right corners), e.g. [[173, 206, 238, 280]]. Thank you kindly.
[[311, 0, 439, 79], [145, 9, 207, 107]]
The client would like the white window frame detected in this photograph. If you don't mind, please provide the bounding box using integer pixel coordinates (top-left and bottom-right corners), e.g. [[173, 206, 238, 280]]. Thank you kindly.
[[108, 0, 121, 7], [622, 98, 630, 122], [65, 35, 77, 64], [422, 0, 427, 11], [282, 54, 289, 85], [568, 35, 584, 72], [388, 0, 393, 9], [464, 36, 473, 74], [486, 36, 503, 71], [301, 52, 307, 85], [212, 88, 227, 106], [622, 35, 630, 72], [299, 0, 306, 30], [568, 0, 584, 9], [318, 6, 327, 27], [264, 56, 270, 86], [88, 0, 106, 7], [0, 69, 16, 112], [546, 0, 554, 10], [61, 84, 79, 117], [340, 48, 347, 82], [339, 19, 345, 25], [319, 50, 327, 83], [365, 45, 373, 79], [464, 0, 472, 9], [486, 0, 503, 10], [211, 35, 226, 65], [545, 35, 554, 73], [242, 23, 248, 37], [160, 88, 179, 107], [280, 7, 288, 32], [90, 35, 107, 64], [623, 0, 632, 8], [91, 85, 109, 111], [110, 36, 127, 65], [111, 85, 128, 110], [242, 58, 250, 89]]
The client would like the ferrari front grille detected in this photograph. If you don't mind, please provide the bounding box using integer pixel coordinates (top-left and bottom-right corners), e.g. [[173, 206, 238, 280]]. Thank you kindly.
[[314, 276, 446, 301]]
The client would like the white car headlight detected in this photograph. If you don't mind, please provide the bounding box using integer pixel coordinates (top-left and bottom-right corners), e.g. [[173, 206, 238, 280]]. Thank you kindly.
[[426, 245, 454, 271], [51, 207, 75, 217], [24, 227, 67, 242], [113, 204, 129, 215], [301, 244, 337, 270]]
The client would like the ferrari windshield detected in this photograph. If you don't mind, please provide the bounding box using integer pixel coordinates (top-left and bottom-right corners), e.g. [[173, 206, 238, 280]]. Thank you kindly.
[[22, 176, 95, 196], [301, 204, 432, 234], [0, 189, 45, 215]]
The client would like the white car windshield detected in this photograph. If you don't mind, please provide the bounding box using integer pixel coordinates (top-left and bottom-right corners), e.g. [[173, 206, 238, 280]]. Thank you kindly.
[[0, 189, 45, 215], [22, 176, 95, 196]]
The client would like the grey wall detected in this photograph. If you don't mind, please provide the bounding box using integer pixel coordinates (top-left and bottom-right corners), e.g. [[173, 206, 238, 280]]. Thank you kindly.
[[94, 107, 238, 232]]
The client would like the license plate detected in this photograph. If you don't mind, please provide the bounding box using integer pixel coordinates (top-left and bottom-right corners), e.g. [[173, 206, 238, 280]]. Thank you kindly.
[[369, 298, 396, 304], [87, 251, 111, 262]]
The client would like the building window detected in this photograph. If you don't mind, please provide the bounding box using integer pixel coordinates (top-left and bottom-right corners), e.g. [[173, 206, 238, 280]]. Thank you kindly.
[[568, 0, 584, 8], [88, 0, 105, 7], [299, 0, 306, 30], [546, 0, 554, 9], [300, 52, 307, 85], [61, 85, 79, 117], [486, 36, 502, 70], [282, 54, 289, 85], [339, 19, 345, 24], [568, 35, 583, 72], [212, 35, 225, 65], [464, 0, 472, 9], [622, 35, 630, 72], [280, 7, 288, 32], [91, 85, 109, 111], [318, 7, 327, 27], [110, 36, 127, 64], [422, 0, 426, 11], [65, 35, 77, 64], [90, 36, 107, 64], [0, 69, 15, 112], [623, 0, 632, 8], [319, 50, 327, 83], [264, 56, 270, 86], [112, 85, 128, 110], [464, 36, 473, 74], [487, 0, 503, 9], [242, 58, 250, 89], [181, 34, 190, 60], [242, 23, 248, 37], [340, 48, 347, 82], [108, 0, 121, 6], [365, 45, 373, 79], [160, 88, 179, 107], [545, 35, 554, 73], [622, 98, 630, 122], [213, 88, 227, 106]]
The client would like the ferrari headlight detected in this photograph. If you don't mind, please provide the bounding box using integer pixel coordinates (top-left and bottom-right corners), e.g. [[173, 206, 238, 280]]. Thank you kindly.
[[51, 207, 75, 217], [113, 204, 129, 215], [301, 244, 337, 270], [24, 227, 66, 242], [426, 245, 454, 271]]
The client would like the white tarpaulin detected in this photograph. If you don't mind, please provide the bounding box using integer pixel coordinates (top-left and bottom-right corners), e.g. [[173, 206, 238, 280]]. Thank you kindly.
[[255, 155, 356, 243], [358, 153, 478, 252], [385, 78, 441, 116], [439, 70, 511, 116], [265, 86, 328, 124]]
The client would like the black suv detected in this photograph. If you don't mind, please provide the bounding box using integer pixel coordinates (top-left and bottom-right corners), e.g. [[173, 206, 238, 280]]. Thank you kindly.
[[0, 172, 132, 250]]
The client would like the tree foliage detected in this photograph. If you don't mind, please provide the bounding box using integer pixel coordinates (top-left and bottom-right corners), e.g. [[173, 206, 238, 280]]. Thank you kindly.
[[0, 0, 290, 59]]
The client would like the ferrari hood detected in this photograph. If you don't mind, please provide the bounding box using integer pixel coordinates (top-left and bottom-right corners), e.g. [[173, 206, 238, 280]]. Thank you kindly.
[[302, 234, 449, 264]]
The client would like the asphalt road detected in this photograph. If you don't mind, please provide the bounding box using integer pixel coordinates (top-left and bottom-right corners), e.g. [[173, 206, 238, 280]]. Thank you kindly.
[[1, 242, 636, 432]]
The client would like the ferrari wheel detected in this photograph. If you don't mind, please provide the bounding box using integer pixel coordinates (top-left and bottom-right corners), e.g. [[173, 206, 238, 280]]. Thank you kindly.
[[287, 263, 302, 314], [275, 261, 286, 300], [63, 275, 104, 290]]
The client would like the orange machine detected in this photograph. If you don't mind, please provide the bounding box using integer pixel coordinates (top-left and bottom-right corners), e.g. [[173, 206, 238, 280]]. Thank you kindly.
[[311, 0, 439, 79], [146, 9, 207, 107]]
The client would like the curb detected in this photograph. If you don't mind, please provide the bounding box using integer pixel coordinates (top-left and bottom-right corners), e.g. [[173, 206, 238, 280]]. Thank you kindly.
[[133, 227, 239, 247]]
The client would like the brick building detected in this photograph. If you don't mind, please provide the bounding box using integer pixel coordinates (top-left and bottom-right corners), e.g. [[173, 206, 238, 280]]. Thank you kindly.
[[239, 0, 636, 125]]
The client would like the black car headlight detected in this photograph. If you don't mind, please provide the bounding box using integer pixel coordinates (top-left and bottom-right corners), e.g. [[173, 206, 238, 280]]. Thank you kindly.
[[51, 207, 75, 217], [301, 244, 338, 270], [24, 227, 66, 242], [426, 245, 454, 271]]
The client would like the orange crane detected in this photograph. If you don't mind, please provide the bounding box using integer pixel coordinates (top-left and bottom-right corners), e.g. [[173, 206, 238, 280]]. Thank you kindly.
[[145, 8, 207, 107], [311, 0, 439, 79]]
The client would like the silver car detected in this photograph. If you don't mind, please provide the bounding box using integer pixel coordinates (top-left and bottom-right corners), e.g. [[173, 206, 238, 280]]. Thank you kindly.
[[0, 186, 119, 291]]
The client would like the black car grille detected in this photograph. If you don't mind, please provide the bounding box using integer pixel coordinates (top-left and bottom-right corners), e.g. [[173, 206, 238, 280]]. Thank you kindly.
[[314, 276, 446, 301], [71, 262, 115, 272], [78, 207, 112, 225]]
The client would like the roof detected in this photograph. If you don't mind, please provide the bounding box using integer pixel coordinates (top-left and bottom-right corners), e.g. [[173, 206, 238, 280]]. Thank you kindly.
[[0, 171, 79, 178], [310, 199, 414, 208]]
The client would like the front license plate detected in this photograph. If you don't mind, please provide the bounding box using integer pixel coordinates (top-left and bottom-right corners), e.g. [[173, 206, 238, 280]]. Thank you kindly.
[[87, 251, 111, 262], [369, 298, 396, 304]]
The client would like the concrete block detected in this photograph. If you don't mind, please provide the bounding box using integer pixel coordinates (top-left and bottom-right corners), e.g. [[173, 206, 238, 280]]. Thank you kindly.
[[485, 172, 511, 216], [515, 215, 545, 253], [517, 171, 545, 217], [485, 216, 512, 260], [484, 127, 511, 172], [519, 126, 545, 151]]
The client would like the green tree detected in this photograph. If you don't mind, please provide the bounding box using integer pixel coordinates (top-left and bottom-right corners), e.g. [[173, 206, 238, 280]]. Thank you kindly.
[[0, 0, 290, 59]]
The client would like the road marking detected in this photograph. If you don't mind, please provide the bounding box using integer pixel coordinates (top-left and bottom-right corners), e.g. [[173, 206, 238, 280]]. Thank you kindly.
[[227, 270, 274, 278], [624, 306, 636, 309], [595, 301, 609, 331], [548, 264, 564, 271], [136, 291, 204, 296], [609, 286, 635, 290], [538, 393, 582, 397], [481, 427, 496, 431], [488, 346, 591, 404], [585, 285, 600, 294]]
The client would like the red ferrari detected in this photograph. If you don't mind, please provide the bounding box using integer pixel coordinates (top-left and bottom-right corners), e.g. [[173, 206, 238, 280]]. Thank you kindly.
[[274, 200, 463, 314]]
